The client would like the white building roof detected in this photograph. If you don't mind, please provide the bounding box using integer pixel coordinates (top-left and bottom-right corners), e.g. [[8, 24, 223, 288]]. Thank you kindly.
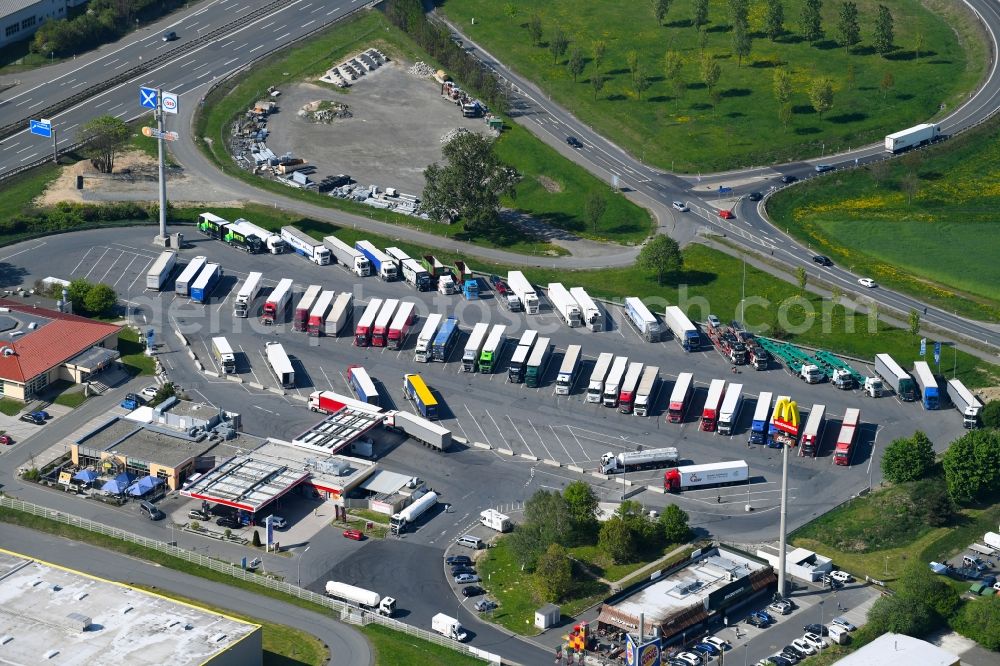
[[834, 633, 959, 666]]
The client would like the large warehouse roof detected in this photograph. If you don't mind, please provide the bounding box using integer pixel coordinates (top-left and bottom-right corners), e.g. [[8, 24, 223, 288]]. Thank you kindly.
[[834, 633, 959, 666]]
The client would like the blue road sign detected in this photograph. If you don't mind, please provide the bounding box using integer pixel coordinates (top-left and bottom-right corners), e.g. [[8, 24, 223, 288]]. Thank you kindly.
[[920, 338, 927, 357], [139, 86, 158, 109], [934, 341, 941, 364], [29, 119, 51, 138]]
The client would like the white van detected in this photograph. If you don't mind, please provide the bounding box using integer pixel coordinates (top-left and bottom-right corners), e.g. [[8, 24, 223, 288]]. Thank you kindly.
[[827, 625, 850, 645], [457, 534, 483, 549]]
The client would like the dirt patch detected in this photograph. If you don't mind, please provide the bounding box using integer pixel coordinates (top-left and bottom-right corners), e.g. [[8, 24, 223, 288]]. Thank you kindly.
[[975, 386, 1000, 403], [537, 175, 562, 193]]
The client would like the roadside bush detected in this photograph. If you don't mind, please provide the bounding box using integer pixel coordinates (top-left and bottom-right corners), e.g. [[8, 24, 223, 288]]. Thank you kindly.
[[942, 429, 1000, 503], [981, 400, 1000, 429], [908, 477, 955, 527], [895, 560, 961, 622], [881, 431, 936, 484], [866, 593, 937, 636], [952, 595, 1000, 650]]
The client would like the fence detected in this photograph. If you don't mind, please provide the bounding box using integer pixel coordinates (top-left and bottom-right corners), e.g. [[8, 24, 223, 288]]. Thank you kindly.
[[0, 494, 504, 665]]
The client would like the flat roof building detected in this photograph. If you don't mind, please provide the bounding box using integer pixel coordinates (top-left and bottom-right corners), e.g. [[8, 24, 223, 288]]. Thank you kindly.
[[756, 545, 834, 583], [0, 0, 89, 48], [0, 549, 261, 665], [834, 633, 960, 666]]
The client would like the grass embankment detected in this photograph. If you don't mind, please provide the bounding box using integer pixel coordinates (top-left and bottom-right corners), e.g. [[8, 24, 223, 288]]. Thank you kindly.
[[118, 328, 156, 376], [193, 8, 650, 252], [441, 0, 984, 171], [361, 624, 485, 666], [768, 114, 1000, 322], [49, 380, 88, 408]]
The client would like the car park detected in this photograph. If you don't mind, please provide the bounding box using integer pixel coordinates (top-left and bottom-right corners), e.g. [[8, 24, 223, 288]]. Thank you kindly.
[[803, 632, 828, 649], [815, 164, 834, 173], [454, 573, 479, 584], [566, 136, 583, 148], [857, 278, 877, 288], [791, 638, 816, 655], [461, 585, 484, 597], [162, 31, 177, 41], [446, 555, 472, 566], [474, 599, 497, 612], [718, 209, 735, 219], [812, 255, 832, 266], [829, 570, 854, 583], [342, 528, 364, 540], [672, 201, 689, 212]]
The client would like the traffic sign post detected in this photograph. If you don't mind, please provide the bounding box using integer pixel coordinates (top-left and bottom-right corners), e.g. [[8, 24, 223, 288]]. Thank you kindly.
[[28, 119, 58, 164], [138, 86, 178, 244]]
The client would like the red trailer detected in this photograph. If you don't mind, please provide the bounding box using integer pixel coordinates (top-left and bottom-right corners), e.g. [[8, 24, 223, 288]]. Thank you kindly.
[[833, 408, 861, 466], [354, 298, 383, 347], [294, 285, 323, 332], [387, 301, 416, 350], [700, 379, 726, 432]]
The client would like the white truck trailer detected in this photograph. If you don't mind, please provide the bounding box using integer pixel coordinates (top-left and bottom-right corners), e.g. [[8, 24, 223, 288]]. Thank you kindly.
[[884, 123, 941, 153], [599, 447, 679, 474], [324, 581, 396, 616], [145, 251, 176, 291], [570, 286, 604, 331], [547, 282, 582, 327], [324, 292, 353, 337], [555, 344, 583, 396], [261, 278, 294, 325], [384, 410, 452, 451], [414, 313, 443, 363], [662, 305, 700, 351], [717, 383, 744, 435], [264, 341, 295, 388], [233, 271, 263, 318], [211, 337, 236, 374], [946, 379, 982, 429], [480, 508, 512, 532], [324, 235, 371, 276], [633, 365, 661, 417], [586, 352, 615, 404], [623, 297, 663, 342], [602, 356, 630, 407], [507, 270, 539, 314], [280, 226, 331, 264], [174, 255, 207, 297], [432, 613, 468, 642], [237, 218, 285, 253], [664, 461, 749, 492], [462, 322, 490, 372], [390, 490, 439, 534]]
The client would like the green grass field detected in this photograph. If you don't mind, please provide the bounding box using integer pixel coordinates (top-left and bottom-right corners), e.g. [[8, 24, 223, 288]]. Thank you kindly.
[[441, 0, 984, 171], [193, 9, 650, 249], [361, 624, 485, 666], [767, 115, 1000, 321], [0, 398, 22, 416], [118, 329, 156, 376]]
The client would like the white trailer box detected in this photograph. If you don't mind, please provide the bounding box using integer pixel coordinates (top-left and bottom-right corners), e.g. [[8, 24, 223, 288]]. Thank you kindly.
[[602, 356, 630, 407], [946, 379, 982, 429], [587, 352, 614, 404], [547, 282, 582, 327], [570, 286, 604, 331], [885, 123, 941, 153], [233, 271, 263, 318], [146, 251, 176, 291], [264, 341, 295, 388], [555, 344, 583, 396], [324, 235, 371, 276], [174, 255, 207, 297], [507, 271, 539, 314], [281, 225, 331, 264], [414, 313, 443, 363], [384, 410, 451, 450], [237, 218, 285, 253], [717, 383, 744, 435], [633, 365, 661, 417], [462, 322, 490, 372], [432, 613, 467, 642], [624, 297, 662, 342], [325, 292, 353, 336]]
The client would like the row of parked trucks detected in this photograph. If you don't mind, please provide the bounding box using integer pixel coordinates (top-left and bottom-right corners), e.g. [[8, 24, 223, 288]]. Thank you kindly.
[[873, 352, 981, 427]]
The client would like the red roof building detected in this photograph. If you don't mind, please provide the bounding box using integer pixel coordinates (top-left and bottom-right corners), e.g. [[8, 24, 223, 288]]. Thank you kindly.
[[0, 299, 121, 400]]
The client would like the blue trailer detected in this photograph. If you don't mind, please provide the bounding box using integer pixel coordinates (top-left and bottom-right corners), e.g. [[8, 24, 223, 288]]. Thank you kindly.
[[347, 365, 380, 407], [431, 317, 460, 362], [355, 240, 398, 281], [913, 361, 939, 410], [748, 391, 772, 446], [189, 263, 222, 303]]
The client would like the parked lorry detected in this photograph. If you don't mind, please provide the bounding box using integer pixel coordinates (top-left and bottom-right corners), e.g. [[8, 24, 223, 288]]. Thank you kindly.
[[431, 613, 467, 642], [390, 490, 439, 534], [667, 372, 695, 423], [700, 379, 727, 432], [404, 374, 439, 420], [480, 508, 512, 532], [748, 391, 773, 445], [237, 218, 285, 253], [264, 342, 295, 388], [570, 286, 603, 331], [984, 532, 1000, 551], [262, 278, 293, 325], [356, 241, 397, 280], [212, 336, 236, 374], [663, 306, 700, 351], [387, 301, 416, 350], [308, 390, 381, 415], [401, 258, 431, 291], [146, 251, 176, 290], [354, 298, 383, 347], [507, 271, 539, 314], [664, 461, 749, 492], [600, 447, 678, 474], [555, 344, 583, 396], [717, 384, 743, 435], [799, 404, 826, 457], [189, 262, 222, 303], [308, 290, 336, 337], [281, 226, 331, 264], [294, 285, 324, 332], [624, 297, 662, 342], [455, 261, 479, 300], [799, 364, 826, 384], [885, 123, 941, 153], [618, 362, 645, 414], [175, 255, 207, 297], [384, 247, 410, 276], [324, 236, 371, 276], [706, 320, 747, 365], [548, 283, 583, 327], [603, 356, 630, 408], [384, 410, 451, 451], [222, 219, 266, 254], [325, 581, 396, 616], [913, 361, 940, 410], [586, 353, 614, 404], [197, 212, 228, 239], [324, 292, 353, 337], [462, 322, 490, 372], [348, 365, 380, 407], [874, 353, 917, 401], [525, 337, 553, 388], [633, 366, 661, 417], [748, 343, 770, 370], [414, 313, 443, 363], [432, 317, 460, 362], [946, 379, 982, 429], [831, 368, 855, 390], [507, 330, 538, 384], [233, 271, 263, 318], [833, 408, 861, 466], [478, 324, 507, 374], [371, 298, 399, 347]]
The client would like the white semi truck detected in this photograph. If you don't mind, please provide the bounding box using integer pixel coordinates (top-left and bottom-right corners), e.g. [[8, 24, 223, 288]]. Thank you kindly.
[[599, 447, 679, 474], [324, 235, 371, 276], [280, 226, 331, 264], [384, 410, 451, 451], [414, 313, 443, 363], [547, 282, 582, 327], [570, 286, 604, 331], [586, 352, 615, 404], [324, 581, 396, 616], [623, 297, 662, 342], [264, 341, 295, 388], [390, 490, 439, 534], [946, 379, 982, 429], [884, 123, 941, 153], [664, 461, 749, 492], [507, 271, 539, 314], [633, 365, 660, 417], [233, 271, 263, 318]]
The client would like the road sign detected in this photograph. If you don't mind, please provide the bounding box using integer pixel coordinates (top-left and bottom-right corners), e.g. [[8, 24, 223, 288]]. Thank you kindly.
[[139, 86, 158, 109], [29, 119, 52, 138], [934, 341, 941, 364], [920, 337, 927, 357], [141, 126, 179, 141], [161, 91, 178, 114]]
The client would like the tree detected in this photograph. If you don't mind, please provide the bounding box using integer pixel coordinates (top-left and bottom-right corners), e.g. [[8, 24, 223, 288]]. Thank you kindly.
[[900, 172, 919, 204], [251, 529, 262, 547], [550, 28, 569, 64], [422, 132, 520, 235], [873, 4, 895, 57], [908, 308, 920, 336], [896, 560, 961, 622], [880, 71, 895, 99], [731, 19, 751, 67], [881, 431, 935, 483], [533, 543, 574, 602], [837, 1, 861, 53], [637, 234, 683, 285], [563, 480, 599, 534], [866, 593, 937, 637], [599, 516, 636, 563], [568, 48, 585, 81], [79, 115, 130, 174], [953, 595, 1000, 651], [592, 40, 607, 72], [778, 103, 792, 128], [67, 278, 93, 309], [700, 53, 721, 96], [664, 50, 683, 84], [652, 0, 672, 25], [801, 0, 824, 42], [868, 159, 888, 187], [584, 191, 608, 233], [914, 31, 925, 60], [84, 283, 117, 316], [591, 73, 607, 100], [796, 266, 807, 292], [693, 0, 709, 31], [528, 14, 543, 46], [627, 50, 640, 84], [942, 429, 1000, 502], [980, 400, 1000, 429], [809, 77, 834, 117], [846, 62, 857, 90], [524, 489, 573, 545], [765, 0, 785, 41], [830, 284, 843, 306], [773, 68, 792, 106], [634, 67, 651, 100], [658, 504, 691, 544], [727, 0, 749, 27]]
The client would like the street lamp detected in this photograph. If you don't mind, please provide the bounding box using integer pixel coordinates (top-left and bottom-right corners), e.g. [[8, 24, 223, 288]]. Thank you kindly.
[[296, 545, 311, 587], [819, 600, 824, 629]]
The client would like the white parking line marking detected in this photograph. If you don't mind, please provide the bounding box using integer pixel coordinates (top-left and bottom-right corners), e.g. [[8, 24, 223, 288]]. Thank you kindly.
[[81, 247, 111, 279], [505, 415, 534, 457], [464, 404, 492, 448]]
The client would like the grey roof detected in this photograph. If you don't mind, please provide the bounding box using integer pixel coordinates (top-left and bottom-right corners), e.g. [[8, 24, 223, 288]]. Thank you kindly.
[[834, 633, 959, 666], [66, 345, 120, 370], [0, 0, 45, 20]]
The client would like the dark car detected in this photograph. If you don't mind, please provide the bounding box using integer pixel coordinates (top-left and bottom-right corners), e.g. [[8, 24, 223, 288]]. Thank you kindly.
[[753, 610, 775, 624], [803, 623, 829, 636], [451, 566, 476, 576], [162, 30, 178, 42], [778, 650, 800, 664], [779, 175, 798, 184], [693, 642, 719, 656], [461, 585, 484, 597], [769, 655, 792, 666], [566, 136, 583, 148], [446, 555, 473, 566], [812, 255, 833, 266], [216, 516, 240, 529], [784, 645, 805, 659], [814, 164, 834, 173], [748, 191, 763, 201], [746, 615, 767, 628], [19, 413, 45, 425]]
